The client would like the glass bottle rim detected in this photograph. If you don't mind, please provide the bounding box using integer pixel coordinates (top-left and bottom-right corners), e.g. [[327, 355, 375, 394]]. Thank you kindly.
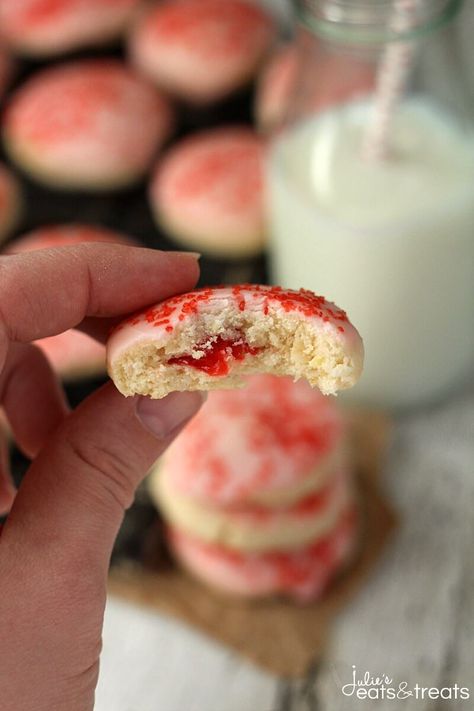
[[295, 0, 463, 44]]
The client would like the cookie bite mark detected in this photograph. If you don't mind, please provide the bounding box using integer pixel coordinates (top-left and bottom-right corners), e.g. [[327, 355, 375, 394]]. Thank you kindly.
[[106, 284, 364, 399]]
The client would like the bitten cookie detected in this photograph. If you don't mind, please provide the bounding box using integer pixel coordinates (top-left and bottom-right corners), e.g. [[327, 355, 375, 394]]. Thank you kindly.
[[3, 60, 173, 190], [149, 127, 265, 258], [107, 284, 364, 398], [0, 0, 141, 57], [168, 507, 358, 602], [129, 0, 276, 105]]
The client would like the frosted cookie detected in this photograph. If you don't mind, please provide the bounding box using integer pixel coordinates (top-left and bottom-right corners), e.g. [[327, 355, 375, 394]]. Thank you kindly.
[[149, 128, 265, 258], [255, 44, 297, 132], [168, 507, 358, 601], [0, 0, 141, 57], [255, 43, 375, 133], [0, 163, 22, 243], [6, 224, 136, 379], [152, 465, 354, 552], [5, 222, 135, 253], [3, 60, 173, 190], [32, 332, 107, 381], [151, 375, 347, 507], [129, 0, 276, 105], [107, 284, 364, 399]]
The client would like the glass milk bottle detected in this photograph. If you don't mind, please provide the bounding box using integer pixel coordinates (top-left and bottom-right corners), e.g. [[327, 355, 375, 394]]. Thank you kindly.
[[268, 0, 474, 409]]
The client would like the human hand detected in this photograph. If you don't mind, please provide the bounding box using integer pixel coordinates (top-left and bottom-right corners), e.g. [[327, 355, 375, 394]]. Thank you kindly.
[[0, 244, 205, 711]]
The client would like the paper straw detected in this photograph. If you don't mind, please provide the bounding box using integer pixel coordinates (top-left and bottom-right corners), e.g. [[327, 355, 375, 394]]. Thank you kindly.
[[362, 0, 418, 161]]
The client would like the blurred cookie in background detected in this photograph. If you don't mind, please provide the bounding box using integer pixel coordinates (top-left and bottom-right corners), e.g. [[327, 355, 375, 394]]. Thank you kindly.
[[167, 506, 358, 602], [0, 0, 143, 58], [155, 465, 354, 552], [151, 375, 347, 508], [4, 222, 136, 251], [129, 0, 276, 105], [3, 60, 173, 191], [255, 42, 375, 133], [255, 43, 298, 133], [149, 127, 266, 259], [148, 375, 360, 602]]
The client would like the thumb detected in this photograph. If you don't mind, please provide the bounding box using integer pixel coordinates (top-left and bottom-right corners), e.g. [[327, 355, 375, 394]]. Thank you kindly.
[[2, 383, 205, 570]]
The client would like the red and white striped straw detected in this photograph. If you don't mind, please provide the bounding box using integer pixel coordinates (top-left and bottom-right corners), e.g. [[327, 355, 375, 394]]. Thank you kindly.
[[362, 0, 418, 162]]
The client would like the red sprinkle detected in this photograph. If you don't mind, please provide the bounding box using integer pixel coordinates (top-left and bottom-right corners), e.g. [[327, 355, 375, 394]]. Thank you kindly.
[[116, 284, 350, 334]]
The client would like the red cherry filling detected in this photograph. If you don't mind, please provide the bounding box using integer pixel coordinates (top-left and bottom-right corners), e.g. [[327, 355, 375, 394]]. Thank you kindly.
[[168, 335, 261, 376]]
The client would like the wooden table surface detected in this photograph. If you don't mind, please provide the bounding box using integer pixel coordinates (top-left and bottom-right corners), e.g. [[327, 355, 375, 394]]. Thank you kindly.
[[95, 384, 474, 711]]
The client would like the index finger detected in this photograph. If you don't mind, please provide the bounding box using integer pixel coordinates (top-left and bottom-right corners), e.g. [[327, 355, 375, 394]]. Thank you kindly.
[[0, 245, 199, 364]]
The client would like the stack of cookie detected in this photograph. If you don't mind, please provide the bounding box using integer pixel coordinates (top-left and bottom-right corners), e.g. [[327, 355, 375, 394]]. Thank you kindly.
[[148, 374, 359, 603]]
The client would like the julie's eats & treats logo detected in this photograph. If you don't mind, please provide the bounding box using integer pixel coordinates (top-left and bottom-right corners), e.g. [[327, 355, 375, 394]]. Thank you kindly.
[[340, 665, 470, 702]]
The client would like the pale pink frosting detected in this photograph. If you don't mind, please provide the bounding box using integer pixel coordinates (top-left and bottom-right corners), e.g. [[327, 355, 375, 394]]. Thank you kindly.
[[169, 506, 358, 601], [0, 0, 141, 55], [129, 0, 276, 104], [150, 127, 265, 247], [4, 60, 173, 185], [161, 374, 345, 504]]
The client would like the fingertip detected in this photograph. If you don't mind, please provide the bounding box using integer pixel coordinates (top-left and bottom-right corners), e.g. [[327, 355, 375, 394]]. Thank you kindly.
[[154, 249, 201, 286]]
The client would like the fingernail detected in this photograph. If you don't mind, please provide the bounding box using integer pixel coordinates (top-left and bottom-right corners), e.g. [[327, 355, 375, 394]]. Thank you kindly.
[[168, 251, 201, 261], [136, 391, 206, 439]]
